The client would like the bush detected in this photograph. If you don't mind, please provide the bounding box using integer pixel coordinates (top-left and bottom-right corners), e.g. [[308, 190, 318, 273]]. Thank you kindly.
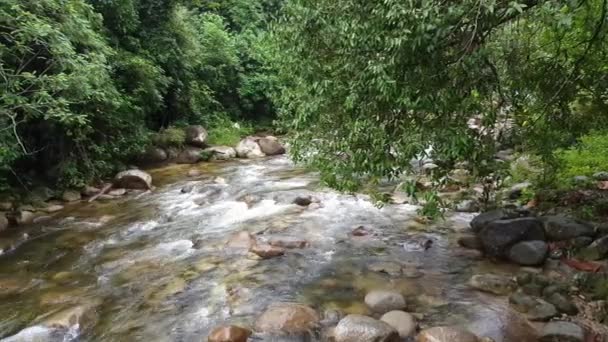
[[152, 127, 186, 148], [207, 120, 253, 146], [555, 131, 608, 187]]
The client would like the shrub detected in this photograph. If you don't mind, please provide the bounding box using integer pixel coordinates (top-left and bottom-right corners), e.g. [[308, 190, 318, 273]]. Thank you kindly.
[[152, 127, 186, 148], [207, 119, 254, 146], [555, 131, 608, 187]]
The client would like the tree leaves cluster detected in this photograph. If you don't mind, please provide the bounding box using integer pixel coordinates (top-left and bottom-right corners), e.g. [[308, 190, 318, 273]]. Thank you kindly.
[[0, 0, 278, 189]]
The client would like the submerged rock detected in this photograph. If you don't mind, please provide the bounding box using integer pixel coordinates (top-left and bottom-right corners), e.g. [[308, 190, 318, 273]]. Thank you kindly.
[[258, 138, 285, 156], [478, 217, 545, 257], [250, 244, 285, 259], [293, 196, 313, 206], [334, 314, 399, 342], [185, 125, 208, 147], [380, 310, 416, 338], [368, 262, 403, 277], [39, 303, 98, 330], [543, 216, 594, 241], [469, 274, 517, 295], [267, 236, 309, 249], [187, 169, 202, 177], [364, 290, 406, 313], [208, 325, 251, 342], [225, 231, 257, 250], [539, 321, 584, 342], [508, 240, 548, 266], [417, 326, 479, 342], [114, 169, 152, 189], [255, 303, 320, 334]]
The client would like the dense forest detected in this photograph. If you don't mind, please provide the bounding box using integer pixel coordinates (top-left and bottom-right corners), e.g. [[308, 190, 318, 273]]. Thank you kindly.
[[2, 0, 608, 197]]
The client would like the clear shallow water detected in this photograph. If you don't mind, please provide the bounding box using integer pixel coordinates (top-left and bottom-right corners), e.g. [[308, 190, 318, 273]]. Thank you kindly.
[[0, 157, 537, 341]]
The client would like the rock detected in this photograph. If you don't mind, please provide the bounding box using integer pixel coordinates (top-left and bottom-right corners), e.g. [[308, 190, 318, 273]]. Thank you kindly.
[[546, 293, 578, 315], [81, 186, 100, 197], [455, 200, 479, 213], [31, 186, 54, 202], [351, 226, 371, 236], [450, 168, 471, 184], [380, 311, 416, 338], [250, 244, 285, 259], [507, 240, 548, 266], [114, 169, 153, 190], [16, 211, 36, 225], [187, 169, 202, 177], [509, 182, 531, 199], [496, 149, 515, 161], [267, 236, 309, 249], [108, 188, 126, 196], [204, 146, 237, 161], [572, 236, 594, 248], [470, 209, 521, 233], [236, 138, 265, 158], [457, 235, 483, 250], [581, 235, 608, 261], [543, 216, 594, 241], [40, 304, 97, 330], [364, 290, 406, 313], [593, 171, 608, 181], [181, 184, 195, 194], [417, 326, 479, 342], [258, 138, 285, 156], [0, 214, 8, 233], [539, 321, 584, 342], [422, 163, 439, 173], [214, 177, 227, 184], [334, 314, 399, 342], [321, 309, 343, 326], [469, 274, 516, 295], [185, 125, 208, 147], [176, 147, 203, 164], [144, 146, 168, 163], [0, 277, 28, 296], [42, 204, 64, 213], [33, 216, 52, 224], [226, 231, 257, 250], [368, 262, 403, 277], [478, 217, 545, 257], [293, 196, 312, 206], [255, 303, 320, 334], [508, 292, 557, 321], [0, 201, 13, 211], [62, 190, 81, 202], [208, 325, 251, 342]]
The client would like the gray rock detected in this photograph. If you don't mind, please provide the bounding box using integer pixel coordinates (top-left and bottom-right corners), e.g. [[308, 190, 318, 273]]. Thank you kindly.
[[380, 311, 416, 338], [114, 169, 153, 190], [508, 292, 557, 321], [417, 326, 479, 342], [293, 196, 312, 206], [509, 182, 531, 199], [334, 314, 399, 342], [16, 211, 36, 225], [546, 293, 578, 315], [181, 184, 194, 194], [364, 290, 406, 313], [593, 171, 608, 181], [62, 190, 81, 202], [469, 274, 517, 295], [470, 209, 522, 233], [184, 125, 208, 147], [368, 262, 403, 277], [572, 236, 594, 248], [143, 146, 168, 163], [455, 200, 479, 213], [539, 321, 584, 342], [543, 216, 594, 241], [236, 138, 265, 158], [508, 240, 548, 266], [175, 147, 203, 164], [258, 138, 285, 156], [203, 146, 237, 160], [478, 217, 545, 257], [581, 235, 608, 261]]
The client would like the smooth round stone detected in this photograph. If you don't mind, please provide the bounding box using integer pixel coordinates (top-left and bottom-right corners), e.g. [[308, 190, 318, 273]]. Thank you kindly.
[[255, 303, 319, 334], [417, 326, 479, 342], [208, 325, 251, 342], [468, 274, 517, 295], [364, 290, 406, 313], [508, 240, 548, 266], [334, 314, 399, 342], [539, 321, 584, 342], [380, 310, 416, 337]]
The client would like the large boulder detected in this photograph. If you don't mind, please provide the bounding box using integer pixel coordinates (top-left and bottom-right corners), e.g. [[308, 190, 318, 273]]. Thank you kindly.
[[334, 314, 400, 342], [204, 146, 237, 161], [478, 217, 545, 257], [185, 125, 208, 147], [258, 138, 285, 156], [208, 325, 251, 342], [255, 303, 320, 334], [542, 216, 594, 241], [507, 240, 548, 266], [380, 311, 416, 338], [114, 169, 152, 190], [417, 326, 479, 342], [539, 321, 584, 342], [236, 138, 265, 159], [364, 290, 406, 314], [143, 146, 168, 163], [176, 147, 203, 164], [470, 209, 523, 233]]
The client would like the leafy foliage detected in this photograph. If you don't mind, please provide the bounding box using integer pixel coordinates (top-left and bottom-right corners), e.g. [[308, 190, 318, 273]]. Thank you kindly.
[[555, 131, 608, 187]]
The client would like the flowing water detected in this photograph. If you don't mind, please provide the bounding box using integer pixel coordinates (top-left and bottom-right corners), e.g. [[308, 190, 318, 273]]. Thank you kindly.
[[0, 157, 538, 341]]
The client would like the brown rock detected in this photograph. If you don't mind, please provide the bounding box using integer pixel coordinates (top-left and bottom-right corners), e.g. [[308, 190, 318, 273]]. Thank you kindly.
[[114, 169, 153, 189], [185, 125, 208, 147], [16, 210, 35, 225], [62, 190, 81, 202], [352, 226, 371, 236], [268, 236, 309, 249], [258, 138, 285, 156], [255, 303, 320, 334], [208, 325, 251, 342], [250, 244, 285, 259], [226, 231, 257, 250], [417, 326, 479, 342], [108, 188, 127, 196]]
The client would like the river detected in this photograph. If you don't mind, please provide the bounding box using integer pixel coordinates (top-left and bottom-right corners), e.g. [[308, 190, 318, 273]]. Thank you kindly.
[[0, 156, 537, 341]]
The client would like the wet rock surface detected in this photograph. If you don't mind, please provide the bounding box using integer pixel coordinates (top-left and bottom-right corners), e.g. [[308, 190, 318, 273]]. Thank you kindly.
[[334, 314, 400, 342], [255, 303, 320, 334]]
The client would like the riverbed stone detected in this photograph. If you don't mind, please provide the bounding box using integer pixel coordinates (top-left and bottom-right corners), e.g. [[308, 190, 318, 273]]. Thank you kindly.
[[543, 216, 594, 241], [457, 234, 483, 250], [0, 201, 13, 211], [267, 236, 309, 249], [185, 125, 208, 147], [236, 138, 265, 159], [204, 146, 237, 161], [42, 204, 64, 213], [144, 146, 168, 163], [181, 184, 195, 194], [417, 326, 479, 342], [208, 325, 251, 342], [255, 303, 320, 334], [258, 138, 285, 156], [0, 214, 8, 233], [470, 209, 520, 233], [176, 147, 203, 164], [40, 303, 98, 330], [0, 276, 28, 296], [478, 217, 545, 257], [293, 195, 312, 206], [546, 292, 578, 315], [82, 186, 100, 197], [455, 200, 479, 213], [539, 321, 584, 342], [16, 210, 35, 225], [334, 314, 399, 342], [380, 310, 416, 338], [580, 235, 608, 260], [364, 290, 406, 313], [225, 231, 257, 250], [368, 262, 403, 276], [62, 190, 81, 202], [508, 240, 548, 266], [508, 292, 557, 321], [114, 169, 153, 189], [250, 244, 285, 259], [469, 274, 517, 295]]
